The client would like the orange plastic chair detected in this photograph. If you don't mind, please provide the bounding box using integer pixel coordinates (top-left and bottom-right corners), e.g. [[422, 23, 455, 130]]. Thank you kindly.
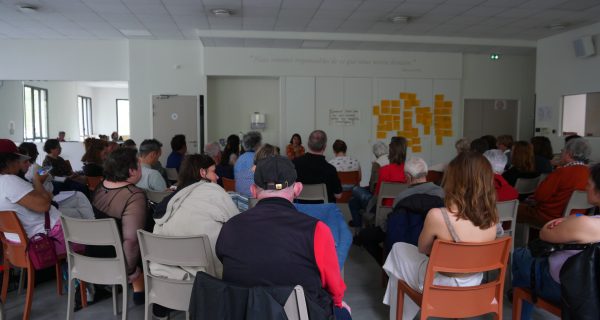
[[222, 177, 236, 192], [337, 171, 360, 203], [86, 176, 103, 192], [396, 237, 512, 320], [426, 170, 443, 185], [0, 211, 65, 320], [512, 287, 560, 319]]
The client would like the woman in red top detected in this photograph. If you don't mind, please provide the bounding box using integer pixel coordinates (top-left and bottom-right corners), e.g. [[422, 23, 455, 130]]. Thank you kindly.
[[286, 133, 305, 160]]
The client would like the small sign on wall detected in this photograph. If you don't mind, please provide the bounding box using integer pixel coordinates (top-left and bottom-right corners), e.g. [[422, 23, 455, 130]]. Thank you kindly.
[[329, 109, 359, 126]]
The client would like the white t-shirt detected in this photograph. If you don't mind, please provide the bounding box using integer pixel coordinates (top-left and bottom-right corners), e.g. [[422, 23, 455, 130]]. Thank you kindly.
[[0, 174, 60, 239], [329, 156, 361, 172]]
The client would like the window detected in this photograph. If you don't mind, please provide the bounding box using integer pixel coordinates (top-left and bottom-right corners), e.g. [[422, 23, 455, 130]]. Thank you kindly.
[[116, 99, 130, 137], [23, 85, 48, 141], [562, 92, 600, 137], [78, 96, 93, 138]]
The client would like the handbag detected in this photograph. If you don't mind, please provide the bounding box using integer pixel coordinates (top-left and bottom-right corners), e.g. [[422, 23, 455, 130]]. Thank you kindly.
[[27, 211, 58, 270], [529, 238, 590, 257]]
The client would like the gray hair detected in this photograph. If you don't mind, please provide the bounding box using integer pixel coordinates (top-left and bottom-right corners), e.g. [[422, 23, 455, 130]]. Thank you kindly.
[[404, 157, 428, 179], [372, 141, 388, 158], [307, 130, 327, 152], [139, 139, 162, 157], [455, 137, 470, 154], [483, 149, 507, 174], [204, 142, 221, 158], [564, 138, 591, 163], [242, 131, 262, 151]]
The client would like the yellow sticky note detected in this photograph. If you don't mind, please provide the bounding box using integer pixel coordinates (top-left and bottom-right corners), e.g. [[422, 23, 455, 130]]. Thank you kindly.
[[391, 100, 400, 107], [393, 121, 400, 130], [381, 105, 390, 114], [393, 115, 400, 122], [424, 126, 431, 135], [404, 111, 413, 117], [435, 94, 444, 101], [400, 93, 408, 99], [412, 128, 418, 136], [381, 100, 391, 108], [377, 124, 385, 131], [444, 101, 453, 108], [409, 93, 417, 100], [377, 131, 387, 139], [436, 136, 443, 145], [413, 99, 420, 106], [404, 100, 412, 108], [404, 119, 412, 127], [407, 139, 413, 147], [412, 145, 422, 153], [434, 101, 444, 108], [412, 137, 421, 145], [373, 106, 380, 115], [391, 107, 401, 115]]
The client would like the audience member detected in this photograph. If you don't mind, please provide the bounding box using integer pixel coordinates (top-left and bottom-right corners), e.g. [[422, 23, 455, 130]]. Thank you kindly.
[[57, 131, 66, 142], [502, 141, 540, 186], [286, 133, 305, 160], [0, 139, 67, 255], [470, 138, 489, 154], [368, 141, 390, 192], [518, 138, 591, 226], [329, 139, 361, 175], [383, 151, 499, 319], [234, 131, 262, 197], [136, 139, 167, 192], [483, 149, 518, 201], [221, 134, 240, 167], [111, 131, 122, 142], [166, 134, 187, 172], [293, 130, 342, 203], [497, 134, 514, 169], [481, 135, 497, 152], [253, 144, 277, 167], [356, 157, 444, 264], [564, 134, 581, 144], [455, 137, 471, 154], [204, 142, 233, 186], [81, 138, 108, 177], [152, 154, 238, 280], [216, 156, 351, 319], [106, 141, 119, 154], [98, 134, 109, 141], [91, 148, 147, 304], [122, 139, 137, 150], [530, 136, 553, 174], [43, 139, 89, 195], [349, 137, 407, 227], [512, 162, 600, 320]]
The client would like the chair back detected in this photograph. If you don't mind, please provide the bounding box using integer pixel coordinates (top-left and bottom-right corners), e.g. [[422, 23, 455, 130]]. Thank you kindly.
[[421, 237, 512, 319], [426, 171, 443, 185], [146, 190, 173, 204], [563, 190, 594, 217], [60, 216, 128, 285], [537, 173, 549, 186], [282, 286, 309, 320], [375, 182, 407, 227], [514, 176, 541, 195], [297, 183, 328, 203], [87, 176, 103, 191], [337, 171, 360, 203], [137, 230, 216, 313], [497, 200, 518, 252], [165, 168, 178, 182], [248, 197, 259, 209], [0, 211, 30, 268], [222, 177, 235, 192]]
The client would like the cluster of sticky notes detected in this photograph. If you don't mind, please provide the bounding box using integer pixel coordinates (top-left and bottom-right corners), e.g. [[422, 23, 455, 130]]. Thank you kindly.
[[397, 93, 422, 153], [434, 94, 453, 145], [373, 99, 402, 140]]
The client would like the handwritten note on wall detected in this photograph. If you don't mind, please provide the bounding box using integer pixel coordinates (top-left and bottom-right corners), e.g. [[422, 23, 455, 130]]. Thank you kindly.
[[330, 110, 360, 126]]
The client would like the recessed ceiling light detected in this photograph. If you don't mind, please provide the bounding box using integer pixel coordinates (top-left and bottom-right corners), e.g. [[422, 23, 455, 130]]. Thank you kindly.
[[119, 29, 152, 37], [17, 4, 38, 13], [546, 23, 567, 30], [390, 16, 410, 23], [211, 8, 233, 16]]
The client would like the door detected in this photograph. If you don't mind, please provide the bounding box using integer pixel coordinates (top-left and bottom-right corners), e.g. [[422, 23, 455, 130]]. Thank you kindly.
[[463, 99, 518, 141], [152, 95, 203, 165]]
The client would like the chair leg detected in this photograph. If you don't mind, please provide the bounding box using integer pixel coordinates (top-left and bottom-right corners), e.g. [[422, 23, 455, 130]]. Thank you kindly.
[[17, 268, 24, 295], [145, 301, 151, 320], [396, 288, 404, 320], [55, 263, 63, 296], [66, 278, 77, 320], [512, 289, 523, 320], [112, 285, 118, 315], [1, 261, 10, 303], [23, 267, 35, 320], [121, 284, 128, 320], [80, 281, 88, 308]]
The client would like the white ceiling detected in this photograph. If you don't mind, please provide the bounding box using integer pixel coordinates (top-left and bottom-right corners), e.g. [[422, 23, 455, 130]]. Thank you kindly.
[[1, 0, 599, 54]]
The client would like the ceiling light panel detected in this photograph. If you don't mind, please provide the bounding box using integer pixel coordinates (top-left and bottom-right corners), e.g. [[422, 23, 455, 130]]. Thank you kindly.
[[301, 40, 331, 48]]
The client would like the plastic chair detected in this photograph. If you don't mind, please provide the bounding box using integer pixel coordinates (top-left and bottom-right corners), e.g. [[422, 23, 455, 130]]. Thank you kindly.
[[86, 176, 103, 191], [60, 216, 128, 320], [337, 171, 360, 203], [375, 182, 407, 228], [512, 287, 560, 320], [137, 230, 216, 320], [537, 173, 549, 186], [282, 286, 310, 320], [146, 190, 173, 204], [497, 200, 518, 253], [165, 168, 178, 182], [222, 177, 235, 192], [426, 171, 443, 185], [297, 183, 328, 203], [396, 237, 512, 320], [514, 176, 541, 195], [0, 211, 65, 320], [562, 189, 593, 217]]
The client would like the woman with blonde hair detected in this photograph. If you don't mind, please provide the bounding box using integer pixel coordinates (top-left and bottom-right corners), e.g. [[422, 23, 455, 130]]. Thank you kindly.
[[383, 152, 499, 319]]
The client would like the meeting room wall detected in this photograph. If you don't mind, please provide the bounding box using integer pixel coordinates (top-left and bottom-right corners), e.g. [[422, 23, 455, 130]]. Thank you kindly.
[[92, 87, 129, 138], [536, 21, 600, 162]]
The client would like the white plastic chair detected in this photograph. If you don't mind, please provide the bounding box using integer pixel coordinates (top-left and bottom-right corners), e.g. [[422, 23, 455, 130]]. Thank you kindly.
[[137, 230, 216, 320], [514, 176, 541, 195], [375, 182, 408, 228], [282, 286, 309, 320], [562, 190, 594, 217], [146, 190, 173, 204], [165, 168, 178, 182], [497, 200, 519, 253], [60, 216, 128, 320], [297, 183, 328, 203]]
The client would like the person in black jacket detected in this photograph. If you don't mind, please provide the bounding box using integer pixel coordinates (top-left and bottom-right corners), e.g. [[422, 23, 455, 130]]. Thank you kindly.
[[355, 157, 444, 265]]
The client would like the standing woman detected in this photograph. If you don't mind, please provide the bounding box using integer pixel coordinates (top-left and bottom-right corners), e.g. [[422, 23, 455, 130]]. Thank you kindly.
[[286, 133, 305, 160], [383, 152, 499, 319], [221, 134, 241, 167]]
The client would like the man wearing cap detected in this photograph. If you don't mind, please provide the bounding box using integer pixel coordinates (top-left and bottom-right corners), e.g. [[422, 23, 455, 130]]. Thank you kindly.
[[216, 156, 351, 319]]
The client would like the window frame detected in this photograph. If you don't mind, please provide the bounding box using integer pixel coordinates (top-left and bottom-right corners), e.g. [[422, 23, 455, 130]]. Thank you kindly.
[[78, 95, 93, 138], [23, 85, 49, 142]]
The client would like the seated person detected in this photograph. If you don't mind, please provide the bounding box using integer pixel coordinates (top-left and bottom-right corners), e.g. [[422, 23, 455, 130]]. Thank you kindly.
[[91, 148, 147, 304], [204, 142, 233, 187], [368, 141, 389, 193], [217, 156, 351, 319], [356, 157, 444, 265], [329, 139, 361, 173], [166, 134, 186, 172], [286, 133, 305, 160], [518, 138, 591, 227], [502, 141, 540, 186], [234, 131, 262, 197], [136, 139, 167, 192], [80, 138, 108, 177], [152, 154, 239, 279], [42, 138, 89, 196], [293, 130, 342, 203], [496, 134, 513, 169], [383, 152, 499, 320], [483, 149, 518, 201], [530, 136, 553, 174], [512, 162, 600, 320]]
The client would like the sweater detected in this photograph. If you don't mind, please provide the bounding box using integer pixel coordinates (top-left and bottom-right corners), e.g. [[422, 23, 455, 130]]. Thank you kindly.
[[534, 164, 589, 222]]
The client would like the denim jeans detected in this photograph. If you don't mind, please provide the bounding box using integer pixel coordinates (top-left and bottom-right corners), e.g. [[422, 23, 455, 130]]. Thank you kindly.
[[348, 186, 373, 227], [512, 247, 561, 320]]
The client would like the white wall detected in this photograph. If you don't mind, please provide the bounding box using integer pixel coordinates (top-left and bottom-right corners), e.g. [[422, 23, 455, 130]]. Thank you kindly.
[[536, 21, 600, 161], [0, 81, 25, 141], [92, 87, 129, 137], [207, 77, 279, 146]]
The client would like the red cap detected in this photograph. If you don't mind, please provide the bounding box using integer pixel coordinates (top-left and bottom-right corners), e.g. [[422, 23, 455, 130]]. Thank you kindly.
[[0, 139, 30, 161]]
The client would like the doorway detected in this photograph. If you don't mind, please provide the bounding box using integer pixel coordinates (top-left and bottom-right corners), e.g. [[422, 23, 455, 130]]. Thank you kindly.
[[463, 99, 519, 141]]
